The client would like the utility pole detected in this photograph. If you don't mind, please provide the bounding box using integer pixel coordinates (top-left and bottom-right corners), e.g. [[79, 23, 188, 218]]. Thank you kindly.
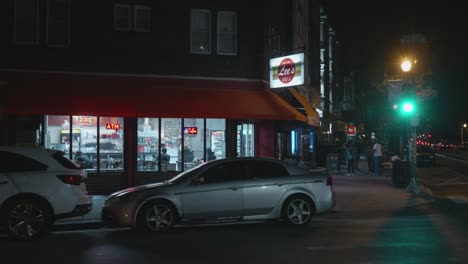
[[400, 58, 421, 194], [407, 114, 420, 194]]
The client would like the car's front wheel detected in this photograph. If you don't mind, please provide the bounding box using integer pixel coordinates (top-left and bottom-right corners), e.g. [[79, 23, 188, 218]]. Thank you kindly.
[[4, 198, 53, 240], [136, 200, 177, 233], [281, 195, 315, 226]]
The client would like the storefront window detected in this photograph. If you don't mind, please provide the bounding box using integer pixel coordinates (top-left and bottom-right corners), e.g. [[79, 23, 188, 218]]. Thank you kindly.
[[183, 118, 204, 169], [45, 115, 72, 157], [45, 115, 124, 171], [72, 116, 98, 170], [161, 118, 182, 171], [207, 119, 226, 159], [98, 117, 124, 170], [137, 118, 159, 171]]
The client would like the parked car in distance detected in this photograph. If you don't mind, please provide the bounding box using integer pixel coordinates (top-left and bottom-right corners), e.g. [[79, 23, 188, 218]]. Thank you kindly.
[[102, 157, 335, 233], [0, 147, 92, 240], [417, 145, 436, 167]]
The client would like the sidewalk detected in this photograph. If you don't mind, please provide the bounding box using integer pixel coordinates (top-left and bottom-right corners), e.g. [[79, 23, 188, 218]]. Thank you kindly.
[[330, 158, 468, 203], [325, 157, 392, 177]]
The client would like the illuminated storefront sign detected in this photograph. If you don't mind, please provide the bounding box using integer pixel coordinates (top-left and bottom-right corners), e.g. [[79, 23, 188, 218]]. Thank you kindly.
[[184, 127, 198, 135], [77, 116, 94, 123], [347, 124, 356, 136], [106, 123, 120, 130], [269, 53, 304, 88]]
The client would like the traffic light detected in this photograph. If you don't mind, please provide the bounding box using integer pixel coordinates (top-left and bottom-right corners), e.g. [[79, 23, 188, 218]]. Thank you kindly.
[[402, 101, 414, 113], [392, 99, 417, 116]]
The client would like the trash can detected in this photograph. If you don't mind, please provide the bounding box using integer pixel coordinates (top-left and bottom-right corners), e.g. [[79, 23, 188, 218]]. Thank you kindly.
[[392, 160, 409, 187]]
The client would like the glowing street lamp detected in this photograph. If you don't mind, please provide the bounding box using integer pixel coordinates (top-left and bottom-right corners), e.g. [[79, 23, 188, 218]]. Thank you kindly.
[[401, 58, 412, 72]]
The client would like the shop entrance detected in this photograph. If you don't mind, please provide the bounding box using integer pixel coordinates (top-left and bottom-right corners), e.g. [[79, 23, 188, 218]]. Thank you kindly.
[[236, 123, 255, 157]]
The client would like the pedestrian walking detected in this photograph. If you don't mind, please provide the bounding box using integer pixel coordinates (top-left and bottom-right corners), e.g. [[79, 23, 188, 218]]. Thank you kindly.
[[344, 140, 358, 176], [373, 139, 383, 176]]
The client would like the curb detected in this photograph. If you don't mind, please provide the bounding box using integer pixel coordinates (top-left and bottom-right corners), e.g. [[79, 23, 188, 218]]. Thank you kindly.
[[52, 221, 104, 232], [419, 181, 468, 204]]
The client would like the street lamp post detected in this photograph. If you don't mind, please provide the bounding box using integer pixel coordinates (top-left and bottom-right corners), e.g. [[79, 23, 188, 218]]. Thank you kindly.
[[461, 123, 467, 149], [401, 58, 421, 194]]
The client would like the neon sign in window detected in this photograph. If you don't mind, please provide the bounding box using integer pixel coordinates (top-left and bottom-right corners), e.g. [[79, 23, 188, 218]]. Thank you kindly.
[[184, 127, 198, 135]]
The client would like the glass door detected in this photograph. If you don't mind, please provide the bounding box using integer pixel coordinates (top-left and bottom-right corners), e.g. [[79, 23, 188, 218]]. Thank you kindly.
[[236, 123, 255, 157]]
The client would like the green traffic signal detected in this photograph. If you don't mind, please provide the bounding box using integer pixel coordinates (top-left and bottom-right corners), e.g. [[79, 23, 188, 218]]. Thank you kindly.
[[402, 102, 414, 113], [399, 100, 416, 115]]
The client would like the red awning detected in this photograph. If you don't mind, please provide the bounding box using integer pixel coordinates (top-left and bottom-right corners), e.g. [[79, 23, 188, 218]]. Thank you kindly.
[[1, 71, 307, 122]]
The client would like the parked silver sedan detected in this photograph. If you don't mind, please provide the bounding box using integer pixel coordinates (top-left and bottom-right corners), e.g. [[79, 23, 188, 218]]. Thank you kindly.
[[102, 157, 335, 232]]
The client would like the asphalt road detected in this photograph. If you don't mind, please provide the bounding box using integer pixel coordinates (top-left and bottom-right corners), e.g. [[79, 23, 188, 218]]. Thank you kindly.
[[1, 174, 467, 264], [418, 149, 468, 199]]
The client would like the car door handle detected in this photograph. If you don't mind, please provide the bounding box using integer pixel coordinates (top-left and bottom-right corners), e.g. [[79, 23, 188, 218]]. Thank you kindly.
[[230, 186, 241, 190], [274, 183, 283, 186], [0, 181, 8, 185]]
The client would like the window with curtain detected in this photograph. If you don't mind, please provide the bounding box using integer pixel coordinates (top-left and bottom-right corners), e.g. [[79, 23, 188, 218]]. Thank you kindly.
[[14, 0, 39, 44], [114, 4, 131, 30], [46, 0, 71, 47], [217, 11, 237, 55], [134, 5, 151, 32], [191, 9, 211, 54]]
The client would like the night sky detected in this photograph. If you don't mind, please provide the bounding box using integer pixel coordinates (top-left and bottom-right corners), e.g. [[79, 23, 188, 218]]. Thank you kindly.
[[326, 1, 468, 142]]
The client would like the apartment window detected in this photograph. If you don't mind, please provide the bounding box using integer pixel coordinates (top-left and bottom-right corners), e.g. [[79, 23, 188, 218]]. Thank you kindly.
[[46, 0, 71, 47], [134, 5, 151, 32], [191, 9, 211, 54], [114, 4, 131, 31], [14, 0, 39, 44], [217, 11, 237, 55]]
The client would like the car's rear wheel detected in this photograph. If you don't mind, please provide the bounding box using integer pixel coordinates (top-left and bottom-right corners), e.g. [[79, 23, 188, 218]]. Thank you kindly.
[[137, 200, 176, 233], [4, 198, 52, 240], [281, 195, 314, 226]]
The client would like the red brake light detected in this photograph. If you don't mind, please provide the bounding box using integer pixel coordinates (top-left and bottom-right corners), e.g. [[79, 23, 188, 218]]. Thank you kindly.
[[326, 176, 333, 186], [57, 175, 82, 186]]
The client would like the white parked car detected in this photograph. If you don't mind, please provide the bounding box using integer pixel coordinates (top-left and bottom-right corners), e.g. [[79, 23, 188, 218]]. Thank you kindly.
[[0, 146, 92, 240], [102, 157, 335, 232]]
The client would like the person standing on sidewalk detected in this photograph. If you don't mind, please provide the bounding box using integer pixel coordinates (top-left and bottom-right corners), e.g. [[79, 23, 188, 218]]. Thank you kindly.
[[354, 141, 362, 171], [373, 139, 383, 176], [367, 141, 374, 172], [344, 140, 357, 176]]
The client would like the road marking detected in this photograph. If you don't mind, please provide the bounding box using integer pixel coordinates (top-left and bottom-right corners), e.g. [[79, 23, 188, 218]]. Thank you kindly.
[[437, 153, 468, 164]]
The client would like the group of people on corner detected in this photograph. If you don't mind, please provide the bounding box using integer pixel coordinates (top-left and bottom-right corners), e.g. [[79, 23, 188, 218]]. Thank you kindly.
[[343, 138, 383, 176]]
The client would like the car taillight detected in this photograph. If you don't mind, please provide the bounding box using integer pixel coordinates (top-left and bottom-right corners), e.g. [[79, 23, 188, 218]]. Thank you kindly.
[[326, 176, 333, 186], [57, 175, 82, 186]]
